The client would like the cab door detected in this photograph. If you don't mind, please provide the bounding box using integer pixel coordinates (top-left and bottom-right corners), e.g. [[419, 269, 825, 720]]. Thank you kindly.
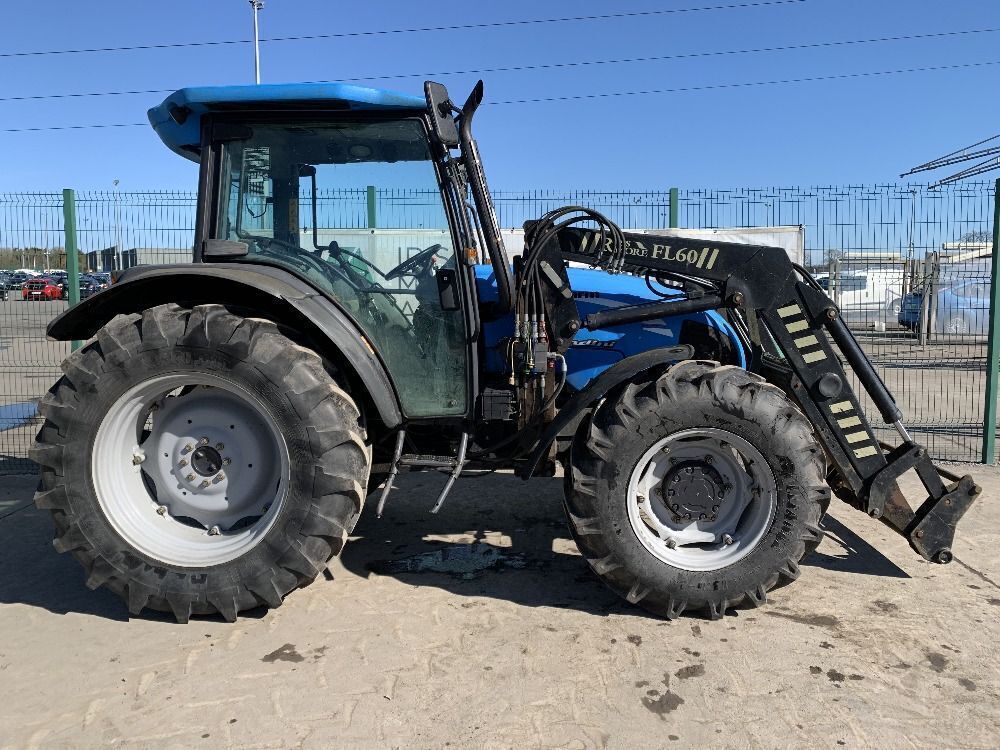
[[213, 116, 472, 418]]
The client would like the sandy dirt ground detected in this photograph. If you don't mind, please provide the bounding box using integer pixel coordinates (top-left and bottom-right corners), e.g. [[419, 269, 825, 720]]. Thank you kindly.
[[0, 463, 998, 749]]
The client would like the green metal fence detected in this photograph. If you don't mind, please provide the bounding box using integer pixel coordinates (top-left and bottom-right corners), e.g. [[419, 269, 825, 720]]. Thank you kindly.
[[0, 183, 997, 473]]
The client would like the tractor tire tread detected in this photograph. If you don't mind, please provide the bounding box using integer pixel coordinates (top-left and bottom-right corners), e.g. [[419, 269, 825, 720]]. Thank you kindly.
[[564, 360, 828, 621], [31, 303, 369, 622]]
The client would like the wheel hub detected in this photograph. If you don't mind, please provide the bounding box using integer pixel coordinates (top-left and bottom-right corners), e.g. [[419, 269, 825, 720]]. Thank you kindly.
[[91, 373, 289, 568], [627, 428, 777, 572], [191, 445, 223, 477], [661, 461, 725, 521]]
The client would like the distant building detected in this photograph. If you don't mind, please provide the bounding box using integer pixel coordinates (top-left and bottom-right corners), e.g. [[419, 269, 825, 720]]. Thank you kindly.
[[85, 246, 191, 272]]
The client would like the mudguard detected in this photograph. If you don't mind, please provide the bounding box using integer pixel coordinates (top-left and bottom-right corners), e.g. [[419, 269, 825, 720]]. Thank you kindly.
[[47, 263, 403, 428], [519, 345, 694, 479]]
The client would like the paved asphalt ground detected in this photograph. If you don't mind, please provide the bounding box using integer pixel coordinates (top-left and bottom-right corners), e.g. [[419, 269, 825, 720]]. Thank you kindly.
[[1, 464, 998, 749]]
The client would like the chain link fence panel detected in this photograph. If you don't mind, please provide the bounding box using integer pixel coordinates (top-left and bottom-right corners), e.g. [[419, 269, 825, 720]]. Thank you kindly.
[[0, 184, 995, 472]]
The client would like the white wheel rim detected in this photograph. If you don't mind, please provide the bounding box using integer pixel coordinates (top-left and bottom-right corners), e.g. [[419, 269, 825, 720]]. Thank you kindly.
[[625, 428, 777, 572], [92, 372, 289, 567]]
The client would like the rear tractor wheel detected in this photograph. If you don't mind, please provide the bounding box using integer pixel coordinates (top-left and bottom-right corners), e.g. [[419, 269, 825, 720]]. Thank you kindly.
[[565, 361, 830, 620], [32, 303, 370, 622]]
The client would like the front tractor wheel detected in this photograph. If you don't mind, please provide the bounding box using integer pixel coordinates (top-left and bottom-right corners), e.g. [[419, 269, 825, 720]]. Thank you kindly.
[[32, 304, 370, 622], [565, 361, 830, 620]]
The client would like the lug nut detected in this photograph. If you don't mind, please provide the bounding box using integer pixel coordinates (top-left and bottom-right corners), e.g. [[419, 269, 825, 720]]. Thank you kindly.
[[213, 473, 225, 484], [131, 450, 145, 466], [704, 455, 713, 464], [182, 444, 193, 454], [200, 480, 210, 488], [208, 525, 220, 536], [178, 459, 188, 467], [666, 539, 677, 549], [186, 473, 195, 482], [156, 505, 167, 516], [199, 437, 209, 445], [215, 443, 225, 451], [722, 533, 734, 546], [671, 503, 679, 511], [699, 513, 706, 521], [712, 505, 719, 512], [222, 457, 231, 466]]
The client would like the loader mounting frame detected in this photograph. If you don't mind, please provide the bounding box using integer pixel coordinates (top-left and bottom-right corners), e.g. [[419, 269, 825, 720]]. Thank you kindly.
[[547, 228, 980, 564]]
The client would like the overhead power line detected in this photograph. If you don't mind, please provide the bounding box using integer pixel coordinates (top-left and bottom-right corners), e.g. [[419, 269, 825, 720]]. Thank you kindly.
[[490, 59, 1000, 105], [1, 123, 147, 132], [0, 1, 805, 59], [4, 25, 997, 105], [3, 57, 997, 132]]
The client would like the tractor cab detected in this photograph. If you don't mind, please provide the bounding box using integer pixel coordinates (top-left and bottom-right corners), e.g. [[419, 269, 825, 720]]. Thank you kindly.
[[149, 81, 509, 421]]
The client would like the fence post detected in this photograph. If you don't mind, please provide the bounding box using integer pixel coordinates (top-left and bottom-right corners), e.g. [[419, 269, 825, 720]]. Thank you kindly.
[[62, 188, 82, 352], [366, 185, 377, 229], [981, 178, 1000, 463], [668, 187, 679, 228]]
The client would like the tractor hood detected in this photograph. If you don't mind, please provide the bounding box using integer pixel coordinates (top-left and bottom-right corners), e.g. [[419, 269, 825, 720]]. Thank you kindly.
[[148, 83, 426, 161]]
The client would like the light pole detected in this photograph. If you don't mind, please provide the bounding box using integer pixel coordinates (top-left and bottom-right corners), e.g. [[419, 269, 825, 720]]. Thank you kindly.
[[250, 0, 264, 84], [113, 179, 122, 271]]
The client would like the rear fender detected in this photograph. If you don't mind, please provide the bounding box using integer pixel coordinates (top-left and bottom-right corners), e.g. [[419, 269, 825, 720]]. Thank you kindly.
[[518, 345, 694, 479], [48, 263, 403, 428]]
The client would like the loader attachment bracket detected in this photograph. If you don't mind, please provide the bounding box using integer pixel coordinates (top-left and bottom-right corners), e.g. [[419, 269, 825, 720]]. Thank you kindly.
[[865, 441, 980, 564]]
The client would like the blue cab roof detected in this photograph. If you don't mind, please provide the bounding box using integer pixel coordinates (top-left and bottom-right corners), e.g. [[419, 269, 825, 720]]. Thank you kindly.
[[148, 83, 426, 160]]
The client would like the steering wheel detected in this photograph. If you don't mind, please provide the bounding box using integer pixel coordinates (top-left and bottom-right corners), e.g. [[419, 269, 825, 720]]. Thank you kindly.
[[384, 244, 444, 281]]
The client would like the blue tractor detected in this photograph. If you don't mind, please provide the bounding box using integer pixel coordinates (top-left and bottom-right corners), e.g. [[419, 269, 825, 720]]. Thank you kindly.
[[34, 81, 978, 622]]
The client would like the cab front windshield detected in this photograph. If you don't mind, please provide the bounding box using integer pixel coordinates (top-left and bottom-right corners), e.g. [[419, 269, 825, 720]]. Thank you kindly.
[[216, 117, 467, 417]]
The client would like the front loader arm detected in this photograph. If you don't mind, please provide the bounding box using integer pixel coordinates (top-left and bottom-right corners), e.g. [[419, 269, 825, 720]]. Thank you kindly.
[[552, 228, 980, 564]]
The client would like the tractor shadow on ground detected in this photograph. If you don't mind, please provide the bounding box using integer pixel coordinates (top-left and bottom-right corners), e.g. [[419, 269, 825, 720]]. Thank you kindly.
[[803, 515, 910, 579], [340, 471, 632, 618], [342, 471, 913, 617], [0, 492, 131, 621], [0, 469, 909, 623]]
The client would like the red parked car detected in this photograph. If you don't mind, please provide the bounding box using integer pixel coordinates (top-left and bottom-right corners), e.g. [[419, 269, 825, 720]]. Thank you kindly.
[[22, 277, 62, 301]]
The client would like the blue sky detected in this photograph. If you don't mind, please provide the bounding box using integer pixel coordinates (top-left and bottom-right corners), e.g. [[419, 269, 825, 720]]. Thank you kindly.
[[0, 0, 997, 191]]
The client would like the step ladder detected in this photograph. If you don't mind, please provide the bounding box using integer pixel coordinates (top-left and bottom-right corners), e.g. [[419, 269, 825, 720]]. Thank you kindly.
[[375, 430, 469, 517]]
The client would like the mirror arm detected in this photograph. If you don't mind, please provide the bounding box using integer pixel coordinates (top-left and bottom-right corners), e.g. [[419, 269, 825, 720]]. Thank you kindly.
[[458, 81, 512, 313]]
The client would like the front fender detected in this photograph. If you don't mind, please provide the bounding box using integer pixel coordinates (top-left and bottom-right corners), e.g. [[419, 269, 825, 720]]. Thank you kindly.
[[518, 345, 694, 479], [48, 263, 403, 428]]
